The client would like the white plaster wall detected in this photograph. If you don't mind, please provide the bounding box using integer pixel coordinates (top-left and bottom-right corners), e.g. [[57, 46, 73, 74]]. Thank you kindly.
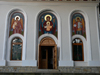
[[0, 5, 10, 61], [88, 6, 99, 60], [0, 1, 99, 66]]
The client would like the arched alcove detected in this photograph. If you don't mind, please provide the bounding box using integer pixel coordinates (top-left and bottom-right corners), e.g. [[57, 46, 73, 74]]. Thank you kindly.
[[72, 35, 87, 62], [3, 8, 27, 66], [7, 34, 24, 61], [34, 9, 62, 64], [72, 35, 88, 66], [68, 10, 92, 66]]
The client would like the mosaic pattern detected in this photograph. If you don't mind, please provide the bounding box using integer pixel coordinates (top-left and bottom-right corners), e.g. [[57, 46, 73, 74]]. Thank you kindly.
[[39, 13, 57, 38], [72, 13, 86, 38], [9, 12, 24, 36]]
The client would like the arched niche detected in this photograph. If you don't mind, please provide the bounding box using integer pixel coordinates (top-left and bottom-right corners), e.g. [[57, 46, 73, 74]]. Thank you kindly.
[[34, 9, 62, 62], [68, 10, 92, 64], [7, 34, 24, 60], [72, 35, 87, 62], [3, 8, 27, 66]]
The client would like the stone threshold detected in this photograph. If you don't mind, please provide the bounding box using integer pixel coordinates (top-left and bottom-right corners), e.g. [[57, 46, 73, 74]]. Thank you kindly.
[[37, 69, 59, 73]]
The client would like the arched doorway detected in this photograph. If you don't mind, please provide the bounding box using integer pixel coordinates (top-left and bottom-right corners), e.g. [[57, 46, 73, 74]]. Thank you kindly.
[[38, 37, 57, 69]]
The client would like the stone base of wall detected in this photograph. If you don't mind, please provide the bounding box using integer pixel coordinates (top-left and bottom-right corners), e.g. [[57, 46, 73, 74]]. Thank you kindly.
[[0, 73, 99, 75], [0, 67, 100, 73]]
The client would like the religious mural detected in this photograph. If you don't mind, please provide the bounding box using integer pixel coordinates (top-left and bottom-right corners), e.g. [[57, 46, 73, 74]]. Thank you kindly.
[[39, 13, 57, 38], [9, 12, 24, 36], [72, 13, 86, 38]]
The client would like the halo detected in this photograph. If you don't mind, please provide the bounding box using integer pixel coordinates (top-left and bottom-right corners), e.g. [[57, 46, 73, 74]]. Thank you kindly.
[[75, 17, 81, 21], [44, 14, 52, 21], [15, 16, 20, 21]]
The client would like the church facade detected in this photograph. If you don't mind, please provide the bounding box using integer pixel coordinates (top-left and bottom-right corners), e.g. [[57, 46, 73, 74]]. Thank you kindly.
[[0, 0, 99, 72]]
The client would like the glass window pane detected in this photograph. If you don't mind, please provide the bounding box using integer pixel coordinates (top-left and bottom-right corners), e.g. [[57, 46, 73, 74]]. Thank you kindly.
[[12, 38, 22, 43], [11, 44, 22, 60], [73, 45, 83, 61], [73, 38, 82, 43]]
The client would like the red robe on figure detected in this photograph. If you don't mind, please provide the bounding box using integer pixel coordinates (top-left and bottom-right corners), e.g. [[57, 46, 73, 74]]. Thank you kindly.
[[73, 21, 84, 35], [11, 18, 23, 34]]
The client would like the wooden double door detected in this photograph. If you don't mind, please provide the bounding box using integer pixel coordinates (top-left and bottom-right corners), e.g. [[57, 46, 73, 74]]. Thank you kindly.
[[38, 37, 57, 69]]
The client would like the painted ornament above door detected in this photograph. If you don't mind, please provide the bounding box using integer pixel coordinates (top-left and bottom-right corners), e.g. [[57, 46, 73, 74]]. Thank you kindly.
[[39, 12, 58, 38]]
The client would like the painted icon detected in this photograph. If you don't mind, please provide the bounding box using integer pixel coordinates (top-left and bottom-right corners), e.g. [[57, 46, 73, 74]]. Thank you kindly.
[[39, 13, 57, 38], [9, 12, 24, 36], [72, 13, 86, 38]]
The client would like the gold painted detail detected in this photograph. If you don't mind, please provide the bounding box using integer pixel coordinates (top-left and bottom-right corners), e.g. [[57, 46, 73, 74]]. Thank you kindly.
[[40, 37, 55, 45]]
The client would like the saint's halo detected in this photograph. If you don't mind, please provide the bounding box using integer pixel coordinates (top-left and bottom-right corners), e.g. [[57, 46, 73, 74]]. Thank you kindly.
[[75, 17, 81, 21], [15, 16, 20, 21], [44, 14, 52, 21]]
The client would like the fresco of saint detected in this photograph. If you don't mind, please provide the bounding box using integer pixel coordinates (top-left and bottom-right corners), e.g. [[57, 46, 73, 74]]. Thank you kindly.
[[72, 13, 86, 38], [11, 16, 23, 34], [9, 12, 24, 36], [39, 13, 57, 38]]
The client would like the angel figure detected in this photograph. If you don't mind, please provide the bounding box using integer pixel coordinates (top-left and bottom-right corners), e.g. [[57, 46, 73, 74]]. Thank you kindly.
[[73, 17, 85, 35], [11, 16, 23, 34]]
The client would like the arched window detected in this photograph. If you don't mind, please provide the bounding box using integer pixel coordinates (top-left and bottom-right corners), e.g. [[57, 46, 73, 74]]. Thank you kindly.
[[39, 12, 58, 38], [72, 38, 84, 61], [10, 37, 22, 60], [9, 12, 24, 36], [72, 13, 86, 38]]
